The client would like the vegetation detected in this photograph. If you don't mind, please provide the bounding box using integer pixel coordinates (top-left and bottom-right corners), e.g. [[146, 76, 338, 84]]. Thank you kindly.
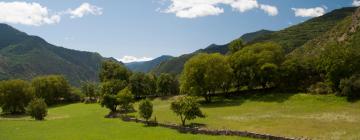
[[81, 81, 98, 103], [31, 75, 72, 105], [26, 98, 48, 120], [138, 99, 153, 123], [0, 80, 33, 114], [170, 96, 205, 126], [128, 72, 156, 98], [156, 73, 179, 96], [117, 87, 135, 113], [181, 53, 232, 102]]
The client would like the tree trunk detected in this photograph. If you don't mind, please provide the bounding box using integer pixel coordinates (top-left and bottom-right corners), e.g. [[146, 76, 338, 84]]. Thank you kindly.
[[180, 115, 186, 126]]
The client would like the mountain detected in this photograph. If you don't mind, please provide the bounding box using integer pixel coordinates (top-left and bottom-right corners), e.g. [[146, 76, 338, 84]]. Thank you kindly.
[[151, 7, 357, 75], [125, 55, 173, 73], [248, 7, 356, 53], [0, 23, 113, 86]]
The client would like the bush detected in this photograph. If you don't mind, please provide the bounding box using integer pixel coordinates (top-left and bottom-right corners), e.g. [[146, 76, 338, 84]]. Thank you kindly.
[[0, 80, 33, 114], [339, 75, 360, 99], [171, 96, 205, 126], [308, 82, 333, 95], [26, 98, 48, 120], [138, 99, 153, 122]]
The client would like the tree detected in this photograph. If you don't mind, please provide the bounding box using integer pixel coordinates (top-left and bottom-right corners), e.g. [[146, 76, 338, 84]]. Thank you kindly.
[[259, 63, 278, 88], [170, 96, 205, 126], [229, 42, 284, 90], [101, 94, 119, 112], [318, 45, 360, 90], [99, 60, 131, 82], [81, 81, 97, 99], [117, 87, 134, 113], [26, 98, 48, 120], [138, 99, 153, 123], [0, 80, 33, 114], [228, 39, 244, 54], [180, 53, 232, 102], [31, 75, 71, 105], [339, 74, 360, 100], [156, 73, 179, 96], [129, 72, 156, 98]]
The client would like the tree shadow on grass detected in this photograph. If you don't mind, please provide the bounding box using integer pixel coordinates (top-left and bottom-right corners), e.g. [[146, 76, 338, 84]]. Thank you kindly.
[[201, 92, 297, 108], [0, 113, 28, 119]]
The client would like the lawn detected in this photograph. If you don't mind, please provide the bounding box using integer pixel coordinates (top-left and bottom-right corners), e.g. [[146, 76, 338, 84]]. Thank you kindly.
[[131, 93, 360, 140], [0, 103, 252, 140]]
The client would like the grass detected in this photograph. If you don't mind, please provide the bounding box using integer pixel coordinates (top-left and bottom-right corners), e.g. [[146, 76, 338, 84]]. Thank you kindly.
[[131, 93, 360, 140], [0, 103, 252, 140]]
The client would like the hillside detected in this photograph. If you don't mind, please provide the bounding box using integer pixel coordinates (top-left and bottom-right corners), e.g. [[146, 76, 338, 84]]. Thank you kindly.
[[151, 7, 356, 75], [0, 24, 112, 86], [151, 29, 273, 75], [125, 55, 173, 73]]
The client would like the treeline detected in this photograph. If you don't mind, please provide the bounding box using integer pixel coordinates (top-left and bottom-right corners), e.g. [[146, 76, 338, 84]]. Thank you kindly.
[[98, 60, 179, 112], [0, 75, 81, 119], [180, 39, 360, 102]]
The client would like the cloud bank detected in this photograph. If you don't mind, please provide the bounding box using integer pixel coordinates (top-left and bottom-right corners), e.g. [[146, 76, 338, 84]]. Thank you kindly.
[[291, 7, 326, 17], [0, 2, 102, 26], [162, 0, 279, 18], [118, 56, 154, 63]]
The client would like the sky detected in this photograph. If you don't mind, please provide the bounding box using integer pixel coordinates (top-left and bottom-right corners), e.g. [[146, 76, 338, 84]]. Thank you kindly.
[[0, 0, 358, 63]]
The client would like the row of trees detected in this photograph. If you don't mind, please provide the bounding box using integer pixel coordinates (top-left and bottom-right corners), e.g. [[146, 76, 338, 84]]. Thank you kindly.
[[0, 75, 78, 120], [98, 60, 179, 112], [180, 39, 360, 102]]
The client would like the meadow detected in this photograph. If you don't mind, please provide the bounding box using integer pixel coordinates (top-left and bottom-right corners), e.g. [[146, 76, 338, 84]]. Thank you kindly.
[[132, 93, 360, 140], [1, 93, 360, 140], [0, 103, 251, 140]]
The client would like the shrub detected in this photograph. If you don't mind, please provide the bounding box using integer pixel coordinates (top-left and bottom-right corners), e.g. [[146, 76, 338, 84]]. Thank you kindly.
[[138, 99, 153, 122], [339, 74, 360, 99], [171, 96, 205, 126], [308, 82, 333, 95], [0, 80, 33, 114], [26, 98, 48, 120]]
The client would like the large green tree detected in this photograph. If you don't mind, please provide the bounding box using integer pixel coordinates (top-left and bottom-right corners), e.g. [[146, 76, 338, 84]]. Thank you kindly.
[[156, 73, 179, 96], [180, 53, 232, 102], [0, 80, 33, 114], [229, 42, 284, 90], [138, 99, 153, 123], [99, 60, 131, 82], [31, 75, 71, 105], [128, 73, 156, 98]]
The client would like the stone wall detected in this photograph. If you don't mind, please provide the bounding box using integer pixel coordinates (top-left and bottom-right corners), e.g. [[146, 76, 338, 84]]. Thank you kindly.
[[120, 116, 308, 140]]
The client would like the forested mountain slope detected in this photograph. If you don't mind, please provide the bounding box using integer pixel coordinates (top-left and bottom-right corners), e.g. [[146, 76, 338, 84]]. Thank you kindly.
[[151, 7, 356, 75], [0, 24, 113, 86]]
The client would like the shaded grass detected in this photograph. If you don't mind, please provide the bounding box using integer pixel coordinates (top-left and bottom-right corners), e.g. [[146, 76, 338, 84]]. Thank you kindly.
[[0, 103, 252, 140], [132, 93, 360, 140]]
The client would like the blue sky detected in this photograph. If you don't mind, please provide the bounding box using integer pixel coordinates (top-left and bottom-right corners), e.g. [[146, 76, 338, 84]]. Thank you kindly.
[[0, 0, 357, 62]]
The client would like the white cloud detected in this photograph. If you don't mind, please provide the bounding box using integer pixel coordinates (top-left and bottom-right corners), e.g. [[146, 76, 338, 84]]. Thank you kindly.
[[68, 3, 103, 18], [0, 2, 60, 26], [292, 7, 326, 17], [0, 2, 102, 26], [230, 0, 259, 12], [162, 0, 278, 18], [118, 56, 154, 63], [353, 0, 360, 6], [260, 4, 278, 16]]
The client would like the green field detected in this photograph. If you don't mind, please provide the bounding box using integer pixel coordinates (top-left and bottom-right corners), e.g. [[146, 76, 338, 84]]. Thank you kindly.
[[131, 93, 360, 140], [0, 103, 251, 140], [1, 93, 360, 140]]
